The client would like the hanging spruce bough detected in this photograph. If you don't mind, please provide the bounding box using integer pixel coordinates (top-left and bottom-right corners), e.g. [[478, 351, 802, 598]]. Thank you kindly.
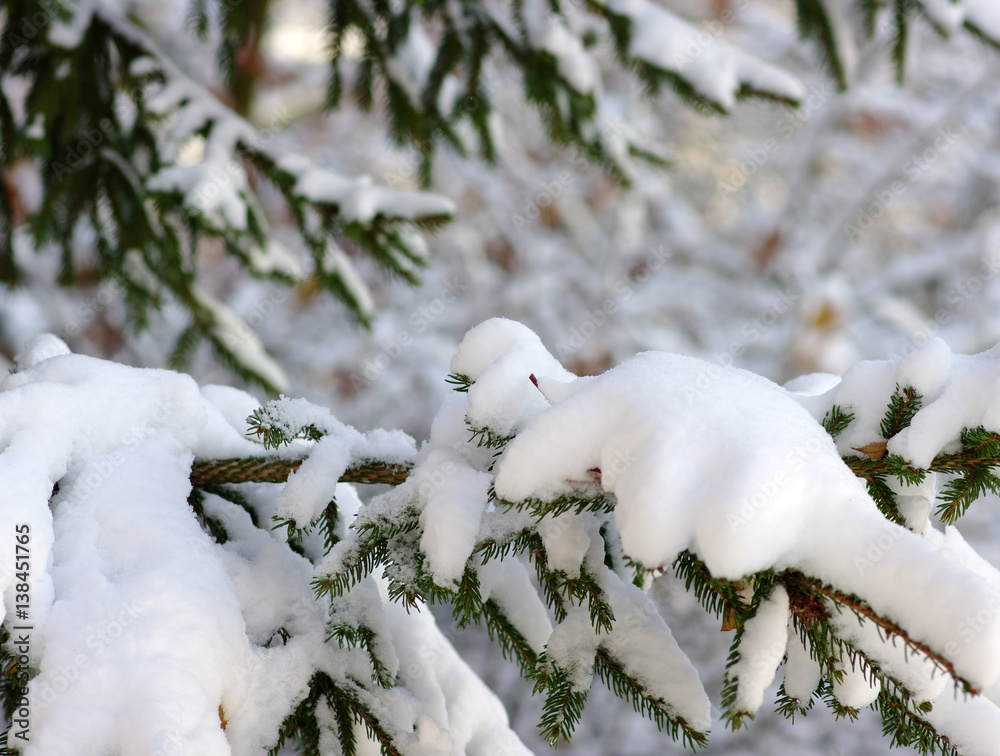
[[6, 322, 1000, 754], [4, 1, 999, 393]]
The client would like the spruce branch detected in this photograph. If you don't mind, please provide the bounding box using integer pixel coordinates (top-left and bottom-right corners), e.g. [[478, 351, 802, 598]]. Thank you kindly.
[[793, 0, 850, 89], [891, 0, 910, 83], [187, 487, 230, 544], [880, 385, 923, 440], [0, 1, 453, 392], [190, 457, 412, 487], [822, 404, 855, 438], [532, 653, 591, 746], [840, 424, 1000, 525], [504, 488, 615, 519], [326, 624, 397, 689], [937, 464, 1000, 524], [780, 570, 974, 695], [474, 527, 535, 564], [270, 672, 403, 756], [787, 600, 961, 756], [876, 687, 960, 756], [774, 679, 816, 721], [672, 550, 753, 631], [719, 574, 781, 729], [246, 405, 329, 450], [595, 650, 709, 750], [444, 373, 472, 392], [482, 598, 539, 674]]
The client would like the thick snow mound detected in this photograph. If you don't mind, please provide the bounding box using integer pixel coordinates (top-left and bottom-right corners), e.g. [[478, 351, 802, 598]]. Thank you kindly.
[[468, 321, 1000, 692], [493, 349, 858, 577], [0, 339, 531, 755]]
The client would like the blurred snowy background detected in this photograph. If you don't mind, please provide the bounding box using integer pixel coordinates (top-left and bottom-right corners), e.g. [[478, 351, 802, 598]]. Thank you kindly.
[[5, 0, 1000, 752]]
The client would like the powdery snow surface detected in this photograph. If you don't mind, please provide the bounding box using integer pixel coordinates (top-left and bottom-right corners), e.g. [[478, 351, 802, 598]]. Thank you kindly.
[[450, 318, 578, 438], [725, 585, 790, 715], [0, 338, 530, 755]]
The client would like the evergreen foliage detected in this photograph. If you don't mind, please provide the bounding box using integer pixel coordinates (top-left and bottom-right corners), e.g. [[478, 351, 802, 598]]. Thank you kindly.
[[3, 0, 998, 391], [100, 363, 1000, 756], [4, 2, 1000, 755]]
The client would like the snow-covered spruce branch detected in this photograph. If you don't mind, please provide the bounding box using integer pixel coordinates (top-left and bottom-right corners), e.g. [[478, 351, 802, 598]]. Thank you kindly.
[[12, 325, 1000, 753], [184, 323, 1000, 751], [380, 319, 1000, 753], [0, 2, 453, 392]]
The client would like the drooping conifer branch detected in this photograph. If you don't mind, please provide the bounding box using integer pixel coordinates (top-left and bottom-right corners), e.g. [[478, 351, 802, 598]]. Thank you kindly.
[[780, 570, 975, 694]]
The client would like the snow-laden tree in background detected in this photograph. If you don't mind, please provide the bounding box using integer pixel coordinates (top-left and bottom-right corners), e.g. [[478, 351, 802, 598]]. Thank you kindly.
[[3, 0, 999, 393], [7, 319, 1000, 754]]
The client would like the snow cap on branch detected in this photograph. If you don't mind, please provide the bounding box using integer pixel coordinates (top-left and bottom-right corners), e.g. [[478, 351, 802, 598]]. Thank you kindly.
[[459, 319, 1000, 692]]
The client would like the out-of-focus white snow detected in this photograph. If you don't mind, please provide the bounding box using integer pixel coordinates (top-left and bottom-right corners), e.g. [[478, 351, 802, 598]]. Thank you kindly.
[[520, 0, 599, 95], [592, 0, 805, 110], [279, 155, 456, 225], [193, 286, 291, 393]]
